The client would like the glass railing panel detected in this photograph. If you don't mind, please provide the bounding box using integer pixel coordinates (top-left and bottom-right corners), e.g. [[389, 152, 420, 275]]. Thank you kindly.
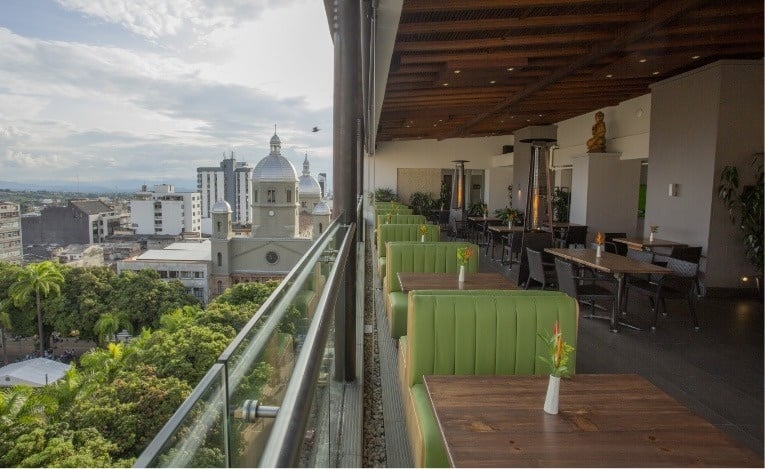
[[224, 230, 340, 466]]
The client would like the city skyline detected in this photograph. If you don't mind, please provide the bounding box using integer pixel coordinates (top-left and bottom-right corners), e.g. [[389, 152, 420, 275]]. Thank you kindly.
[[0, 0, 334, 191]]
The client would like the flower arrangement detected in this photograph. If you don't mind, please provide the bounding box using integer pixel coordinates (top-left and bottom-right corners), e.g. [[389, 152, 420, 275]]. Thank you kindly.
[[456, 246, 473, 266], [538, 321, 574, 378], [386, 212, 393, 223], [419, 224, 428, 236], [595, 232, 605, 245], [483, 204, 489, 215], [649, 225, 659, 234]]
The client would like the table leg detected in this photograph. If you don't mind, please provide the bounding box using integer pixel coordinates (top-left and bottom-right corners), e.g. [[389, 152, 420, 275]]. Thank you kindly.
[[613, 273, 642, 332]]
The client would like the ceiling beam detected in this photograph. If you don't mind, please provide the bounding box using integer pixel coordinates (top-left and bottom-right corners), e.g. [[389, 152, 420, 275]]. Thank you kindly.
[[401, 0, 644, 14], [395, 31, 613, 52], [447, 0, 711, 138], [399, 47, 588, 65], [397, 12, 642, 35]]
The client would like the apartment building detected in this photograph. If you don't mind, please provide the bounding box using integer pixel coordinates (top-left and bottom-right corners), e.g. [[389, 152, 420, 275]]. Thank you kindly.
[[130, 184, 201, 235], [0, 201, 22, 264], [197, 151, 253, 228]]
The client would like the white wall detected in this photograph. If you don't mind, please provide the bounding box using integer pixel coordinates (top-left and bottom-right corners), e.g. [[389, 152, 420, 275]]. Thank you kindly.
[[648, 60, 763, 288], [555, 94, 652, 164], [570, 154, 642, 239], [369, 135, 514, 212]]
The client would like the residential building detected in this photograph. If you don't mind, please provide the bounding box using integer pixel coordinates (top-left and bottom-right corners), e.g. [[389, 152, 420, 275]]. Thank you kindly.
[[197, 151, 253, 229], [51, 244, 104, 267], [130, 184, 202, 236], [21, 199, 127, 246], [117, 240, 211, 304], [0, 201, 22, 264]]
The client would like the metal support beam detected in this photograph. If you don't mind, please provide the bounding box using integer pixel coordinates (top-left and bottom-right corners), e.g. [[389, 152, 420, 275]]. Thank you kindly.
[[332, 0, 360, 382]]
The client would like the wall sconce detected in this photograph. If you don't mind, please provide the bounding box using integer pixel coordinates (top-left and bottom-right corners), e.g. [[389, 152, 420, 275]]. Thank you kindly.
[[668, 183, 679, 197]]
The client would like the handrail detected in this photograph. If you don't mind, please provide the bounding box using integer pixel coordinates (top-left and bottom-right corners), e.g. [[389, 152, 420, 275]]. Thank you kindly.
[[258, 221, 357, 467], [134, 213, 346, 468]]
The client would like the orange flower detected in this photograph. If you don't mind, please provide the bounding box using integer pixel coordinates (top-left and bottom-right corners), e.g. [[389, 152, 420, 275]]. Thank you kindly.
[[595, 232, 605, 245], [457, 246, 473, 266]]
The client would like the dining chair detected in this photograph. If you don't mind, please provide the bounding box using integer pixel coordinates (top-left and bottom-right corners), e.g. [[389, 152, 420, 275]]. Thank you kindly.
[[525, 248, 557, 290], [502, 230, 524, 268], [605, 232, 627, 255], [449, 220, 468, 241], [554, 258, 616, 320], [564, 225, 588, 248], [624, 257, 701, 331]]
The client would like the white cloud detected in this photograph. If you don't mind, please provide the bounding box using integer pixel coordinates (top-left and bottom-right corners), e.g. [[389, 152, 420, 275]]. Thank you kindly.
[[0, 2, 334, 188]]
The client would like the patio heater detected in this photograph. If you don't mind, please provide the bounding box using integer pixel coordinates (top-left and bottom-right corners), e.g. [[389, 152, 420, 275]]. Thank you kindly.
[[449, 160, 469, 230], [520, 138, 556, 240]]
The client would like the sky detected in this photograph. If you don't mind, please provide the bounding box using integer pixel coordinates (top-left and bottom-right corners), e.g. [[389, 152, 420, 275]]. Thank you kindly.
[[0, 0, 334, 191]]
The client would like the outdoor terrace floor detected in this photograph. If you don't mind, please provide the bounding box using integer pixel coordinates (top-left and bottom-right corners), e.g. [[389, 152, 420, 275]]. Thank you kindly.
[[367, 230, 763, 466]]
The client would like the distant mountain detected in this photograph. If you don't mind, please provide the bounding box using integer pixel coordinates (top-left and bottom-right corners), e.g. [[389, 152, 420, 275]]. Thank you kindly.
[[0, 179, 195, 193]]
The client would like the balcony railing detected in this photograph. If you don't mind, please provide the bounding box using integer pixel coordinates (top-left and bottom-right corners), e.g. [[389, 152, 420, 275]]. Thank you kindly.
[[135, 204, 358, 467]]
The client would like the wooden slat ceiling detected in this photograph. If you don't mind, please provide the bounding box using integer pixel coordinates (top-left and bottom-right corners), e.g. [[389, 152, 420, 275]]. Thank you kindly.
[[377, 0, 764, 141]]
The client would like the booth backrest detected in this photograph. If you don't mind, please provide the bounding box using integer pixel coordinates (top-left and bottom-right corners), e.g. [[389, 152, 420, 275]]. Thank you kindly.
[[376, 213, 422, 229], [377, 223, 440, 254], [385, 241, 479, 293], [406, 290, 578, 387]]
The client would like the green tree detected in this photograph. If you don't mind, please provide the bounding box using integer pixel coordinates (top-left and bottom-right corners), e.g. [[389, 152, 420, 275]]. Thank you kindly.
[[65, 365, 191, 459], [9, 261, 65, 356], [45, 265, 115, 342], [94, 311, 132, 346], [0, 300, 11, 365], [107, 270, 198, 332]]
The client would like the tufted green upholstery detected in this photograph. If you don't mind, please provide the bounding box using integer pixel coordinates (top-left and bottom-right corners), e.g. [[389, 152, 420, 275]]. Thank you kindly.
[[375, 212, 420, 231], [402, 290, 579, 467], [384, 241, 479, 338], [377, 223, 441, 281]]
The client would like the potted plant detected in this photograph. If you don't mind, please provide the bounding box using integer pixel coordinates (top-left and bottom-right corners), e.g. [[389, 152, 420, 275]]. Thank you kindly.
[[551, 188, 570, 223], [718, 154, 763, 274], [494, 207, 524, 226], [374, 187, 397, 202], [409, 191, 436, 216]]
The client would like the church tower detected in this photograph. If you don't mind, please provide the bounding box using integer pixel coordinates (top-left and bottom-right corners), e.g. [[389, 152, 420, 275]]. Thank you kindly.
[[210, 200, 233, 295], [251, 132, 299, 238]]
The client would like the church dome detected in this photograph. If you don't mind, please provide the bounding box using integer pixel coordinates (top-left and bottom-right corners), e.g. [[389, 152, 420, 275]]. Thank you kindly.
[[253, 132, 298, 182], [211, 200, 232, 213], [312, 200, 331, 216], [298, 153, 322, 196]]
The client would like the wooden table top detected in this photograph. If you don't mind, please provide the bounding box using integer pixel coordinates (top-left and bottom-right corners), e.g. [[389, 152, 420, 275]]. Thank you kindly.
[[545, 248, 671, 275], [541, 221, 584, 228], [424, 374, 763, 468], [467, 216, 502, 223], [397, 272, 518, 293], [487, 225, 525, 234], [613, 237, 688, 250]]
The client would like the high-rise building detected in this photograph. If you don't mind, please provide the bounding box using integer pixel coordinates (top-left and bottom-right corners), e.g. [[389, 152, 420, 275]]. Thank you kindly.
[[130, 184, 201, 235], [0, 201, 22, 264], [197, 152, 252, 228]]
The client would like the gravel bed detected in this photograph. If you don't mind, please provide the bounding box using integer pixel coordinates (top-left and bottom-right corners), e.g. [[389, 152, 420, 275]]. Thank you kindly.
[[362, 233, 387, 467]]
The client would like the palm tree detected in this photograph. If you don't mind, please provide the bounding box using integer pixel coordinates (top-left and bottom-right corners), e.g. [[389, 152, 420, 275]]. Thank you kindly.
[[93, 311, 132, 346], [9, 261, 65, 357], [0, 300, 12, 365]]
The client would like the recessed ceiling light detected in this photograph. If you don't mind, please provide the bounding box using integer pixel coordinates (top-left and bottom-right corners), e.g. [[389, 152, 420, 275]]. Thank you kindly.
[[442, 83, 449, 86], [510, 116, 515, 119], [526, 119, 531, 122], [489, 80, 496, 84], [506, 67, 514, 71], [652, 71, 659, 75], [538, 114, 543, 117], [639, 58, 647, 63], [454, 70, 461, 74], [500, 119, 504, 123], [691, 55, 700, 60], [606, 74, 613, 78]]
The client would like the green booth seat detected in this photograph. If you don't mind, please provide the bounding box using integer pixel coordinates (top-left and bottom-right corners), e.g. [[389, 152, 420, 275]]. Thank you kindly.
[[383, 241, 479, 339], [377, 223, 441, 282], [374, 210, 416, 230], [401, 289, 579, 468]]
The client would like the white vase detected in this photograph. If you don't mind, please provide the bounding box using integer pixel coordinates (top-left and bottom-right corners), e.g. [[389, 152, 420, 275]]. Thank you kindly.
[[544, 375, 560, 414], [596, 244, 602, 257], [421, 234, 426, 242], [508, 221, 512, 228], [458, 265, 465, 283], [649, 232, 655, 242]]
